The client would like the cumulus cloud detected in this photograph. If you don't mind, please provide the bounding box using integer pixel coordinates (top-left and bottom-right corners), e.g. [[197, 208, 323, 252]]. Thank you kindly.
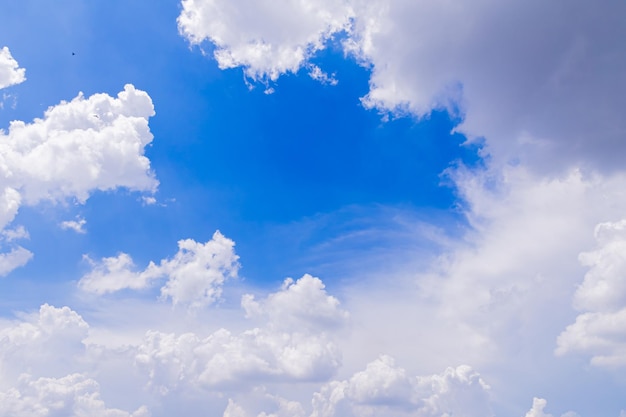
[[79, 231, 239, 309], [0, 304, 89, 381], [1, 84, 157, 210], [135, 275, 347, 392], [60, 217, 87, 234], [0, 84, 158, 275], [0, 374, 149, 417], [522, 397, 582, 417], [556, 219, 626, 367], [177, 0, 353, 83], [242, 274, 349, 331], [350, 0, 626, 172], [309, 355, 491, 417], [0, 47, 25, 90], [178, 0, 626, 173]]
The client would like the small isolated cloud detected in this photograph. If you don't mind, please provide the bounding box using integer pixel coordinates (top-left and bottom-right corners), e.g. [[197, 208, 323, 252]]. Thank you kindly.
[[79, 231, 239, 310], [1, 225, 29, 242], [142, 196, 157, 205], [0, 47, 26, 90], [60, 217, 87, 234], [307, 64, 338, 86], [0, 246, 33, 277]]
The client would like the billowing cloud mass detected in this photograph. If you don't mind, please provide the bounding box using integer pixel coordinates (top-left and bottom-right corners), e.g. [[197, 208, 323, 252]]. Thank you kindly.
[[79, 231, 239, 309], [556, 219, 626, 367], [0, 84, 158, 275], [0, 47, 25, 89], [0, 274, 352, 416], [136, 275, 348, 392], [0, 304, 89, 382], [1, 84, 158, 211], [0, 374, 149, 417], [178, 0, 626, 172], [1, 0, 624, 415]]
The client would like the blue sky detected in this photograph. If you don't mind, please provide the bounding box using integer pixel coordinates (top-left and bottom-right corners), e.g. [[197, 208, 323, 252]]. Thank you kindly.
[[1, 1, 626, 416]]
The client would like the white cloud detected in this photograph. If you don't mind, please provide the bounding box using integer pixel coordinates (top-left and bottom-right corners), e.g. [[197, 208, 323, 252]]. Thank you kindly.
[[556, 219, 626, 367], [0, 84, 158, 275], [522, 398, 582, 417], [0, 373, 149, 417], [60, 217, 87, 234], [1, 84, 158, 210], [177, 0, 353, 83], [79, 231, 239, 310], [0, 304, 89, 384], [0, 246, 33, 277], [179, 0, 626, 173], [1, 225, 29, 242], [0, 47, 25, 90], [524, 398, 552, 417], [242, 274, 349, 331], [310, 356, 491, 417], [135, 275, 347, 392]]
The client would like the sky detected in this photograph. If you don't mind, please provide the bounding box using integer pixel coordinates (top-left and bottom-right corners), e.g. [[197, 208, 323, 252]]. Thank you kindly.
[[0, 0, 625, 416]]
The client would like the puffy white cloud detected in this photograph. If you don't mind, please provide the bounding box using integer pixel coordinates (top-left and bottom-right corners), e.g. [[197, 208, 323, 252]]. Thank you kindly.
[[522, 398, 582, 417], [0, 304, 89, 381], [177, 0, 353, 83], [79, 231, 239, 309], [0, 84, 158, 275], [0, 373, 149, 417], [573, 220, 626, 312], [1, 84, 157, 209], [135, 275, 346, 392], [556, 219, 626, 367], [0, 47, 25, 90], [310, 355, 492, 417], [524, 398, 552, 417], [60, 217, 87, 234], [242, 274, 349, 331]]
